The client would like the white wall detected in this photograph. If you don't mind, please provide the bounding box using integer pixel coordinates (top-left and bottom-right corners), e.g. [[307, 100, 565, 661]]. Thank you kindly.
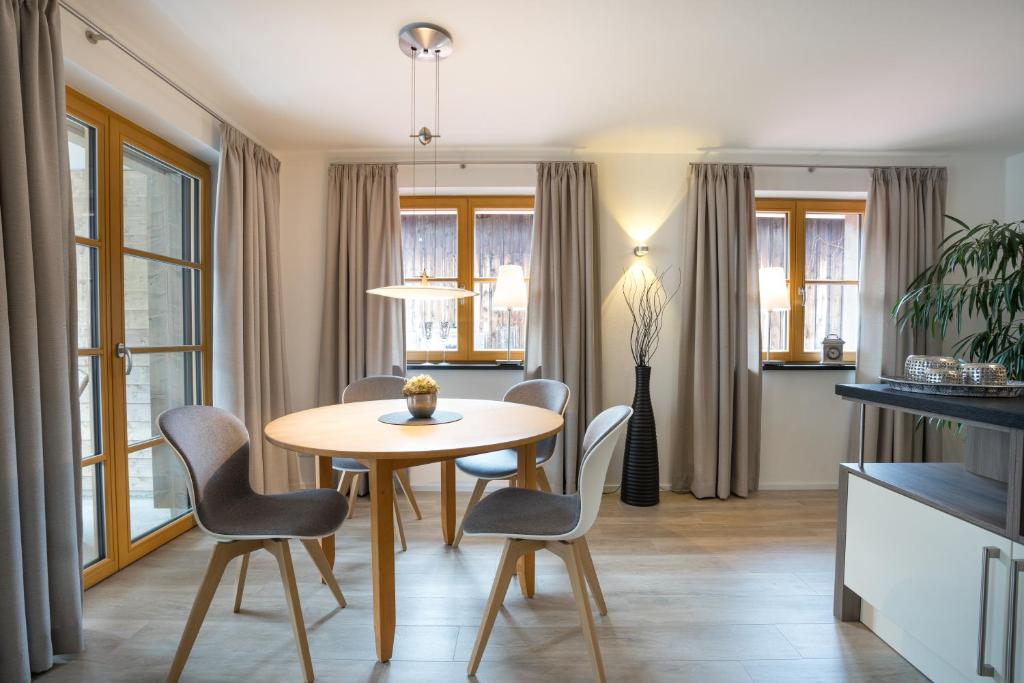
[[1008, 153, 1024, 220], [278, 149, 1008, 491]]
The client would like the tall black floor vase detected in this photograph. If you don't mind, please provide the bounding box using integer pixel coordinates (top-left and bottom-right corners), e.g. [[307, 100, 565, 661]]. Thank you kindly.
[[621, 364, 659, 506]]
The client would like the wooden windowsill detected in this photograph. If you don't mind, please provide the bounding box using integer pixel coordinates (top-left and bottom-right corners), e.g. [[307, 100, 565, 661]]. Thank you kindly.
[[407, 362, 524, 371]]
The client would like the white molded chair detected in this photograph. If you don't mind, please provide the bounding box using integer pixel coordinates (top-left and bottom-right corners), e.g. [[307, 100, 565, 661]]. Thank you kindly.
[[462, 405, 632, 682], [159, 406, 348, 683], [452, 379, 570, 548]]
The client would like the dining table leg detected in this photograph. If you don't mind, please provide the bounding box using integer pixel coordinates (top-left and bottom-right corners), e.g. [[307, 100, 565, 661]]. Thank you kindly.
[[440, 459, 457, 545], [315, 454, 335, 567], [369, 459, 397, 662], [516, 442, 537, 598]]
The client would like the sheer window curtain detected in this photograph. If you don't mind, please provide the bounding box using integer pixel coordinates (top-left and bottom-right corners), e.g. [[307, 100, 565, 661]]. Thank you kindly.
[[525, 161, 602, 494], [317, 163, 406, 405], [672, 163, 761, 499], [0, 1, 84, 680], [213, 124, 299, 493], [854, 167, 947, 462]]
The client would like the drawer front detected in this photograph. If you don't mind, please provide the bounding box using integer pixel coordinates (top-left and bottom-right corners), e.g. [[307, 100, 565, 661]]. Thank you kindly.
[[846, 475, 1011, 681]]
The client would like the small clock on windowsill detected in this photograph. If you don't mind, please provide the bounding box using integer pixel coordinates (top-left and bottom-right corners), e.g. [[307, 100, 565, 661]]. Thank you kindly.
[[821, 334, 846, 364]]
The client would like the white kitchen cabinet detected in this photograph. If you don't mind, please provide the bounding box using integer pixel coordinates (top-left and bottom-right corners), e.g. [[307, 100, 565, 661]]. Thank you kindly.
[[846, 475, 1012, 682]]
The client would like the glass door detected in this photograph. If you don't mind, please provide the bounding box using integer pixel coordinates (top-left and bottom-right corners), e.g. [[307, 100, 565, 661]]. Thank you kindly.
[[67, 89, 211, 586], [109, 118, 212, 565]]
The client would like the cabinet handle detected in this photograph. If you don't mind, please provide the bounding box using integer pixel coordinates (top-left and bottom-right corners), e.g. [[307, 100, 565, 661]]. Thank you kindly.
[[1007, 559, 1024, 682], [978, 546, 1001, 677]]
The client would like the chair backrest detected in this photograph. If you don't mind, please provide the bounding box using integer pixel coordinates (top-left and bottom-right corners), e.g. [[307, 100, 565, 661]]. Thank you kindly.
[[503, 379, 570, 461], [568, 405, 632, 540], [342, 375, 407, 403], [157, 405, 252, 534]]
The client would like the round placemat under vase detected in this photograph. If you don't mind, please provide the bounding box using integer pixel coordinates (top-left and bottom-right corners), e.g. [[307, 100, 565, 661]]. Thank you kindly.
[[377, 410, 463, 426]]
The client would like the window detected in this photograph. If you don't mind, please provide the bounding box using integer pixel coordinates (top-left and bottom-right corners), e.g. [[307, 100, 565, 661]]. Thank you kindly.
[[756, 199, 864, 362], [401, 196, 534, 362], [68, 88, 211, 588]]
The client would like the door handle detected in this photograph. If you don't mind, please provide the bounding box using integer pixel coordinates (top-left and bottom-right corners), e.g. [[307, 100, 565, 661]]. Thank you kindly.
[[116, 342, 133, 376], [1007, 558, 1024, 682], [978, 546, 1001, 677]]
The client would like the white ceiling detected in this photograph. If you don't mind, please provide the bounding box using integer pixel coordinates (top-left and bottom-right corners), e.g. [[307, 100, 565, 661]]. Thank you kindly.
[[69, 0, 1024, 155]]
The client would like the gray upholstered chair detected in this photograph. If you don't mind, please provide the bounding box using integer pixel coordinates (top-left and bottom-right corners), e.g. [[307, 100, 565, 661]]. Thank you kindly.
[[332, 375, 421, 551], [158, 406, 348, 683], [451, 379, 570, 548], [463, 405, 632, 683]]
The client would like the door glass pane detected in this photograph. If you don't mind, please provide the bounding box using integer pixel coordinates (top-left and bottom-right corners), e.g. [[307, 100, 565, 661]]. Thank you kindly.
[[805, 213, 860, 280], [68, 117, 97, 239], [473, 210, 533, 277], [76, 244, 99, 349], [756, 211, 790, 353], [82, 463, 104, 566], [474, 281, 526, 352], [401, 210, 458, 278], [404, 282, 458, 354], [122, 145, 200, 262], [803, 283, 859, 353], [123, 255, 200, 347], [128, 442, 190, 540], [126, 351, 202, 446], [78, 356, 102, 459]]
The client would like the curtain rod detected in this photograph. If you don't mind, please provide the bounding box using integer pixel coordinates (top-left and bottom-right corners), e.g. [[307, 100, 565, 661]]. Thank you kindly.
[[59, 1, 227, 125], [395, 160, 540, 166], [693, 162, 944, 171]]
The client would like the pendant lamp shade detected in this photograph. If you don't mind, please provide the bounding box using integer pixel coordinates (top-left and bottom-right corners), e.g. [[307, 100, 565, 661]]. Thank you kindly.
[[367, 272, 477, 300]]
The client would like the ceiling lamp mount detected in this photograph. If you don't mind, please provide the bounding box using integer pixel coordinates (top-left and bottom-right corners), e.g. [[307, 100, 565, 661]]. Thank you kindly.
[[398, 22, 453, 61]]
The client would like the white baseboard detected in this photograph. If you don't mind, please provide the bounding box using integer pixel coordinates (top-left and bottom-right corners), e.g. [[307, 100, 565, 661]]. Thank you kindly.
[[758, 481, 838, 491]]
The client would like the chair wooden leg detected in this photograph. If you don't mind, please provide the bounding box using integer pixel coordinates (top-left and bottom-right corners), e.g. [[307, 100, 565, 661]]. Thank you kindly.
[[232, 552, 250, 613], [467, 539, 522, 675], [551, 541, 606, 683], [536, 466, 552, 493], [337, 471, 354, 495], [394, 468, 423, 520], [453, 478, 488, 549], [576, 537, 607, 615], [167, 540, 259, 683], [264, 540, 314, 683], [347, 472, 361, 519], [393, 491, 408, 552], [300, 538, 346, 609]]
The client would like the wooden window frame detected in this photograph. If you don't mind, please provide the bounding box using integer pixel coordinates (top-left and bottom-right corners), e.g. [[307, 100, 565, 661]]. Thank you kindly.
[[400, 195, 534, 363], [757, 198, 863, 363], [69, 88, 211, 589]]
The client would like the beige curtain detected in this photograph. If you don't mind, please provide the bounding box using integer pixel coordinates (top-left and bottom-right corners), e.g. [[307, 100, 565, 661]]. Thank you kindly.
[[673, 163, 761, 499], [525, 162, 602, 494], [854, 167, 947, 462], [317, 163, 405, 405], [213, 125, 298, 494], [0, 2, 84, 679]]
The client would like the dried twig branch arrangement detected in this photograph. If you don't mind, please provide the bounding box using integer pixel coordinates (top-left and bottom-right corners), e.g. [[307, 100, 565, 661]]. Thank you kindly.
[[622, 267, 681, 367]]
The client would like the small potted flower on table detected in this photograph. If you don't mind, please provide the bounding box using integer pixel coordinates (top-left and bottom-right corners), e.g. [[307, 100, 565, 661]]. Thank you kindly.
[[404, 374, 439, 418]]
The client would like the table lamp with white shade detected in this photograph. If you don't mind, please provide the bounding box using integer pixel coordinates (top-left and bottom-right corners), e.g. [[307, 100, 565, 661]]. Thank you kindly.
[[758, 266, 791, 365], [493, 264, 528, 366]]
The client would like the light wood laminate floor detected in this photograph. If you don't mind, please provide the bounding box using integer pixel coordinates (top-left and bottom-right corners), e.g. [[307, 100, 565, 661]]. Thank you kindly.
[[42, 489, 925, 682]]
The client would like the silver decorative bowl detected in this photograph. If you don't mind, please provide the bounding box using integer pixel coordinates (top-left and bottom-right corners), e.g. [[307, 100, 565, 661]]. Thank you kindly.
[[959, 363, 1008, 386], [921, 368, 962, 384], [406, 392, 437, 419], [904, 355, 959, 381]]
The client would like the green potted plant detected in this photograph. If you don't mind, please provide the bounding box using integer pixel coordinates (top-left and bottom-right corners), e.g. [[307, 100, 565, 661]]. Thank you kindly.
[[893, 216, 1024, 479], [403, 374, 439, 419]]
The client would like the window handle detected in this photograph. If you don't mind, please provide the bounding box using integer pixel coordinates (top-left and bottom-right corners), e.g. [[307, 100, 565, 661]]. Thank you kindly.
[[797, 286, 806, 307], [116, 342, 133, 376]]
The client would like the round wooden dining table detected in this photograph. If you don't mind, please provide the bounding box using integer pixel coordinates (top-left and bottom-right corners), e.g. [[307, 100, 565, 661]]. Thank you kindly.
[[264, 397, 564, 663]]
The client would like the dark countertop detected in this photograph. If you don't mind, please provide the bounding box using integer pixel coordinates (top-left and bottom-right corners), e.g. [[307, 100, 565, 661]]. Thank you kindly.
[[836, 383, 1024, 431]]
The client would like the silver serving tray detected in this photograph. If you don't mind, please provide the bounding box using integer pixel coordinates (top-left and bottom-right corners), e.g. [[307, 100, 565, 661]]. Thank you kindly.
[[881, 375, 1024, 398]]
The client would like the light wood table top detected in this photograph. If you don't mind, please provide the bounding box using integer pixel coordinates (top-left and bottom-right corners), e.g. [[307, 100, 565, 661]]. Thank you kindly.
[[263, 397, 564, 663], [265, 398, 564, 460]]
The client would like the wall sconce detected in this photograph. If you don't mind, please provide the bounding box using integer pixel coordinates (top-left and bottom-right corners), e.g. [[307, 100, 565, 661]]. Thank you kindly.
[[633, 244, 649, 257]]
